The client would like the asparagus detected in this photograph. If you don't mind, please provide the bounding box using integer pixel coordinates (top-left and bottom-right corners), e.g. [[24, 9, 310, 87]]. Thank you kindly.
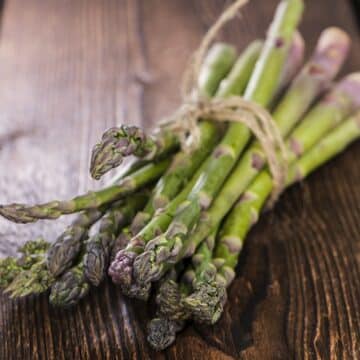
[[0, 238, 50, 293], [147, 269, 189, 350], [84, 192, 148, 286], [0, 257, 21, 288], [90, 126, 178, 180], [275, 31, 305, 98], [183, 26, 351, 267], [147, 318, 185, 351], [0, 159, 170, 223], [189, 110, 360, 324], [147, 230, 221, 350], [50, 261, 89, 307], [4, 257, 54, 298], [109, 41, 263, 299], [181, 229, 227, 324], [16, 238, 50, 268], [46, 208, 105, 277], [134, 0, 304, 284]]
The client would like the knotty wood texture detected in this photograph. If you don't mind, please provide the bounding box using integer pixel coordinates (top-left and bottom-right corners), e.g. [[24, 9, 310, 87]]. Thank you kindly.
[[0, 0, 359, 358]]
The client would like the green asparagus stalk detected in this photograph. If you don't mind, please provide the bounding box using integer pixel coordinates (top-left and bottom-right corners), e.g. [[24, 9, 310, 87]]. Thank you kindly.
[[181, 26, 351, 269], [84, 192, 148, 286], [275, 31, 305, 99], [109, 40, 264, 299], [187, 110, 360, 324], [133, 0, 304, 285], [0, 159, 170, 223]]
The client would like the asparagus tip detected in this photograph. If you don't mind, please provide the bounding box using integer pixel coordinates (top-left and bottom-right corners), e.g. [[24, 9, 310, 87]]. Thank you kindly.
[[46, 237, 82, 277], [183, 281, 227, 325], [156, 279, 189, 321], [133, 249, 164, 284], [84, 241, 106, 286], [120, 281, 151, 301], [90, 125, 147, 180], [49, 266, 90, 307], [0, 204, 36, 224], [108, 249, 137, 286], [318, 27, 350, 51], [147, 318, 183, 351]]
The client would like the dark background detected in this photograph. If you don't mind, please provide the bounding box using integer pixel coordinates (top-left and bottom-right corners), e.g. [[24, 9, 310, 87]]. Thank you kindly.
[[0, 0, 359, 359]]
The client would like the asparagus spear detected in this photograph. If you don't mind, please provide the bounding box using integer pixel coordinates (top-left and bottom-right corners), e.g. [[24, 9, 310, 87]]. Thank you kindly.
[[49, 261, 89, 307], [90, 126, 178, 180], [133, 0, 304, 285], [147, 317, 185, 351], [147, 230, 220, 350], [6, 261, 54, 298], [0, 238, 50, 288], [46, 208, 105, 277], [173, 26, 350, 292], [186, 110, 360, 324], [109, 40, 263, 299], [147, 268, 190, 350], [275, 31, 305, 99], [84, 192, 148, 286], [0, 159, 170, 223]]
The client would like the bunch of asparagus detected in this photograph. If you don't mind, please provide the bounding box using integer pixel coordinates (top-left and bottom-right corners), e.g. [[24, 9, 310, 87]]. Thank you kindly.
[[1, 0, 360, 351]]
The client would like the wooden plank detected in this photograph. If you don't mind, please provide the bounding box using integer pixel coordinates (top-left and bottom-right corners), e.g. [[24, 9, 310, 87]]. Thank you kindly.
[[0, 0, 359, 359]]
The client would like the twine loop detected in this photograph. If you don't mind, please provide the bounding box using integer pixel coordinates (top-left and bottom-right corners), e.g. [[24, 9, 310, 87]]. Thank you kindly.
[[160, 0, 288, 204]]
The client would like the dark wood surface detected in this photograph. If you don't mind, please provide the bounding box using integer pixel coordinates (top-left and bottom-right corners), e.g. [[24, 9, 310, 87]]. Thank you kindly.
[[0, 0, 359, 358]]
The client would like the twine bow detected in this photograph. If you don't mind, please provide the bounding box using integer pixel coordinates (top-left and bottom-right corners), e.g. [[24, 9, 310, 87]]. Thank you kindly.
[[160, 0, 288, 205]]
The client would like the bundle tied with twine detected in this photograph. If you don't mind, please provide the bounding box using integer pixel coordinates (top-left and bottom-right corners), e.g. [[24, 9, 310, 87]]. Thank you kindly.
[[160, 0, 289, 205]]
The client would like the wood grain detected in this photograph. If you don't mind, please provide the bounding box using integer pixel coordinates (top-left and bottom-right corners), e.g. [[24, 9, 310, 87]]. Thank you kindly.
[[0, 0, 359, 359]]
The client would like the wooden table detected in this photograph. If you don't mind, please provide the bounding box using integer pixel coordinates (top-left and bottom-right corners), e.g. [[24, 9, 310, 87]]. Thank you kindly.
[[0, 0, 359, 358]]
